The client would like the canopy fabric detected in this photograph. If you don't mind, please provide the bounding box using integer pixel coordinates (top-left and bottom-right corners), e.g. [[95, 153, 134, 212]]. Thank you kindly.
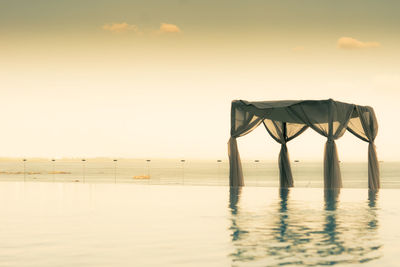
[[228, 99, 380, 190], [263, 119, 308, 187]]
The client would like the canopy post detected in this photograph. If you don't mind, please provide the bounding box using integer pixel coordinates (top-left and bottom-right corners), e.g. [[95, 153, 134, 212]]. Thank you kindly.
[[368, 142, 380, 190], [279, 143, 294, 188], [278, 122, 294, 188], [324, 100, 342, 189], [324, 140, 342, 188], [228, 137, 244, 187]]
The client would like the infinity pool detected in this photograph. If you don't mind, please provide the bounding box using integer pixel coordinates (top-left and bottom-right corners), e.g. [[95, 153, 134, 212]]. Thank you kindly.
[[1, 182, 399, 266]]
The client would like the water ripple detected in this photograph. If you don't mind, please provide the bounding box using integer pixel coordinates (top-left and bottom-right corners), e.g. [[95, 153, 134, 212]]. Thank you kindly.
[[228, 188, 382, 266]]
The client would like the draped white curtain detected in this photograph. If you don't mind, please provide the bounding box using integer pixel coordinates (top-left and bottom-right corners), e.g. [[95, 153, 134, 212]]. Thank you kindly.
[[263, 119, 307, 187], [347, 106, 380, 190], [228, 101, 262, 186], [287, 100, 355, 189], [228, 99, 379, 190]]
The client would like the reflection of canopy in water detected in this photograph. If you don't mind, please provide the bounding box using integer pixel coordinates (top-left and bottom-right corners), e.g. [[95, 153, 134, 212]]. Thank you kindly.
[[228, 99, 379, 189], [228, 187, 381, 265]]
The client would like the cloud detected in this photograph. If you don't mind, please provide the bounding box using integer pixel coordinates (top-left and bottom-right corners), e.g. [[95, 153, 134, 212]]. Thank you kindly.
[[102, 22, 139, 33], [292, 46, 305, 52], [102, 22, 182, 36], [337, 37, 380, 50], [159, 23, 181, 33]]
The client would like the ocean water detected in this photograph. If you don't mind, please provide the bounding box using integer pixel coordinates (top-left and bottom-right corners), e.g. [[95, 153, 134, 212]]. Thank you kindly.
[[1, 160, 400, 266], [0, 159, 400, 188], [1, 183, 400, 266]]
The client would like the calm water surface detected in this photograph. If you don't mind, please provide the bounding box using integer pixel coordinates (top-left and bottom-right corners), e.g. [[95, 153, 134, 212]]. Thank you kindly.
[[1, 182, 400, 266], [1, 160, 400, 188]]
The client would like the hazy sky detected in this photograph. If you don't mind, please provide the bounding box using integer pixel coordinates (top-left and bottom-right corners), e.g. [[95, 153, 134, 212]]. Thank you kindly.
[[1, 0, 399, 160]]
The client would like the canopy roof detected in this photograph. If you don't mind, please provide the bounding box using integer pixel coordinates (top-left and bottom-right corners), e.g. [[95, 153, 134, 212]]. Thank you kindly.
[[233, 98, 376, 126], [228, 98, 379, 190]]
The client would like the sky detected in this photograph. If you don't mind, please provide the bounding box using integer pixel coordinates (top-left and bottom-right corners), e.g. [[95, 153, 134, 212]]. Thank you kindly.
[[0, 0, 399, 161]]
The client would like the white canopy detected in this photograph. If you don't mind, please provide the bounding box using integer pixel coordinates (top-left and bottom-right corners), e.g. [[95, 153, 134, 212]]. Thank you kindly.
[[228, 99, 379, 189]]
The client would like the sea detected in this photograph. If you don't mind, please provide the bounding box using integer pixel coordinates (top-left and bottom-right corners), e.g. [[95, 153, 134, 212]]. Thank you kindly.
[[1, 159, 400, 266], [0, 159, 399, 188]]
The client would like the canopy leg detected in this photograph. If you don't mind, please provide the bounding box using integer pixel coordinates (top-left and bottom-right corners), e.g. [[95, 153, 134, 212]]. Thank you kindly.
[[368, 142, 380, 190], [279, 143, 294, 188], [228, 137, 244, 187], [324, 140, 342, 189]]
